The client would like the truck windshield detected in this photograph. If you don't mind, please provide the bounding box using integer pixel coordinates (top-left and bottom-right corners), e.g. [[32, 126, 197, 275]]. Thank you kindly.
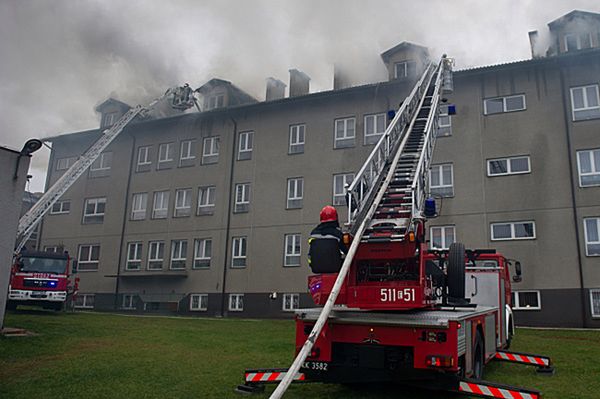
[[20, 257, 68, 274]]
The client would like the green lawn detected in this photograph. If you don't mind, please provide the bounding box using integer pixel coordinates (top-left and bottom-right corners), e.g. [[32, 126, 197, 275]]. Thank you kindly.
[[1, 311, 599, 399]]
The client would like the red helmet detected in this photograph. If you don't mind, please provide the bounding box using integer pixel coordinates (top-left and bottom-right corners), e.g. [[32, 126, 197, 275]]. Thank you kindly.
[[320, 205, 338, 223]]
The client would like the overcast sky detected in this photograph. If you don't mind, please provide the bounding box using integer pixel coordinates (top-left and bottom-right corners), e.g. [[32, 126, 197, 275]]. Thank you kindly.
[[1, 0, 599, 192]]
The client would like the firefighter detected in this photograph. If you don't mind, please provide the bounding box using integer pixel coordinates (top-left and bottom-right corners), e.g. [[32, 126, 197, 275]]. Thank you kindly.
[[308, 206, 348, 273]]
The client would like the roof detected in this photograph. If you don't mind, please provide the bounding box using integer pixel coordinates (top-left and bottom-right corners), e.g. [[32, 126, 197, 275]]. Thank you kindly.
[[548, 10, 600, 29], [94, 98, 132, 112], [380, 41, 429, 62], [0, 144, 22, 155]]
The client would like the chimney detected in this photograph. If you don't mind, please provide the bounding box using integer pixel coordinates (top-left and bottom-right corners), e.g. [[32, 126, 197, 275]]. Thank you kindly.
[[265, 77, 286, 101], [289, 69, 310, 97], [528, 30, 540, 58], [333, 63, 351, 90]]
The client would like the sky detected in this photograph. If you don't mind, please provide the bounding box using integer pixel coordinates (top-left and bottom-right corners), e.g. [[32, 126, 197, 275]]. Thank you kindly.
[[1, 0, 599, 192]]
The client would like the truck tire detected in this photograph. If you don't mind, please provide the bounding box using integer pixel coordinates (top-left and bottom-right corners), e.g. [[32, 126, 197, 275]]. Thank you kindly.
[[447, 242, 466, 299], [473, 331, 484, 380], [6, 301, 17, 311]]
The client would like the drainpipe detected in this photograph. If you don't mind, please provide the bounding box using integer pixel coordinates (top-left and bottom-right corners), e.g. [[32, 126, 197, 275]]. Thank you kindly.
[[558, 66, 588, 328], [220, 117, 237, 317]]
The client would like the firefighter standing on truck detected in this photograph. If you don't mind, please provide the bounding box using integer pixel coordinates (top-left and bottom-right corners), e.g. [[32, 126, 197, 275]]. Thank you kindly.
[[308, 206, 348, 273]]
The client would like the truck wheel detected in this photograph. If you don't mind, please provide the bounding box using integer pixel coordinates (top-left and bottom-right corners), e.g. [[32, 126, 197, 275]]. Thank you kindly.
[[473, 331, 484, 380], [447, 242, 466, 299], [6, 301, 17, 311]]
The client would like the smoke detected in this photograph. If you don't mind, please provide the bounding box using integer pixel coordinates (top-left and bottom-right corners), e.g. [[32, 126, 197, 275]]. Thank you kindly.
[[0, 0, 599, 192]]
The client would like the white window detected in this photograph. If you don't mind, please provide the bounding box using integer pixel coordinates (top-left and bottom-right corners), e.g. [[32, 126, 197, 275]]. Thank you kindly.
[[333, 173, 354, 206], [282, 293, 300, 311], [234, 183, 250, 213], [229, 294, 244, 311], [193, 238, 212, 269], [577, 149, 600, 187], [170, 240, 187, 269], [103, 112, 118, 127], [487, 156, 531, 176], [584, 218, 600, 256], [206, 94, 224, 110], [131, 193, 147, 220], [232, 237, 247, 268], [394, 60, 416, 78], [590, 289, 600, 318], [174, 188, 192, 217], [484, 94, 526, 115], [190, 294, 208, 311], [437, 105, 452, 137], [158, 143, 174, 163], [90, 152, 112, 171], [122, 294, 136, 310], [364, 113, 386, 144], [429, 226, 455, 250], [570, 85, 600, 121], [137, 146, 151, 167], [83, 198, 106, 224], [50, 200, 70, 215], [284, 234, 301, 267], [238, 131, 253, 161], [56, 156, 77, 171], [126, 242, 142, 270], [289, 124, 305, 154], [148, 241, 164, 270], [565, 32, 592, 52], [77, 244, 100, 271], [287, 178, 303, 209], [430, 164, 454, 197], [74, 293, 95, 309], [197, 186, 216, 215], [180, 140, 196, 164], [512, 291, 541, 310], [491, 221, 536, 241], [44, 246, 59, 253], [152, 191, 170, 219], [202, 137, 219, 164], [334, 117, 356, 148]]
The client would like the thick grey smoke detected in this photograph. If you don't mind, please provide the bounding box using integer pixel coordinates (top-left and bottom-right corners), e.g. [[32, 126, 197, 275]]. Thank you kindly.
[[1, 0, 598, 191]]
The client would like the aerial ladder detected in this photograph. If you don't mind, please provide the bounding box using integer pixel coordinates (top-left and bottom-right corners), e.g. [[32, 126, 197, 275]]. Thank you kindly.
[[14, 85, 199, 254]]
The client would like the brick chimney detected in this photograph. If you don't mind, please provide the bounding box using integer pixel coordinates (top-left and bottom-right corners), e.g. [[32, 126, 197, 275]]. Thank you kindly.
[[289, 69, 310, 97], [265, 77, 286, 101]]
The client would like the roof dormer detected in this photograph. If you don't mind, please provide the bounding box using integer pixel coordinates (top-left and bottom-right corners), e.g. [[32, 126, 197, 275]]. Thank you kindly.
[[546, 10, 600, 56], [380, 42, 430, 82], [95, 98, 131, 129], [195, 78, 258, 111]]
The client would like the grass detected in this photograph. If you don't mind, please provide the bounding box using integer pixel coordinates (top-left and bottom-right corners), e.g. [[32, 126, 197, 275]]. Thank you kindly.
[[1, 311, 599, 399]]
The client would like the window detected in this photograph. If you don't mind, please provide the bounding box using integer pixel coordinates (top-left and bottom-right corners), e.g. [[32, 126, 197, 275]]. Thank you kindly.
[[364, 113, 386, 144], [282, 293, 299, 311], [429, 226, 455, 250], [74, 294, 95, 309], [202, 137, 219, 164], [78, 244, 100, 271], [565, 32, 592, 52], [44, 246, 59, 253], [487, 156, 531, 176], [232, 237, 247, 268], [437, 105, 452, 137], [429, 164, 454, 197], [103, 112, 118, 127], [287, 178, 303, 209], [229, 294, 244, 311], [152, 191, 170, 219], [577, 149, 600, 187], [174, 189, 192, 217], [333, 173, 354, 206], [179, 140, 196, 166], [484, 94, 526, 115], [512, 291, 541, 310], [190, 294, 208, 311], [137, 146, 151, 169], [284, 234, 301, 266], [238, 131, 253, 161], [197, 186, 216, 215], [170, 240, 187, 269], [570, 85, 600, 121], [90, 152, 112, 171], [206, 94, 224, 110], [148, 241, 165, 270], [122, 294, 136, 310], [334, 117, 356, 148], [289, 124, 305, 154], [56, 156, 77, 171], [131, 193, 147, 220], [491, 221, 536, 241], [126, 242, 142, 270], [158, 143, 174, 164], [234, 183, 250, 213], [193, 238, 212, 269], [394, 60, 416, 78], [590, 289, 600, 318], [584, 218, 600, 256], [83, 198, 106, 224], [50, 200, 70, 215]]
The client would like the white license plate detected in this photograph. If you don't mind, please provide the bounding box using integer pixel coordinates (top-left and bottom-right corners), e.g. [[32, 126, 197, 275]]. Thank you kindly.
[[302, 361, 329, 371]]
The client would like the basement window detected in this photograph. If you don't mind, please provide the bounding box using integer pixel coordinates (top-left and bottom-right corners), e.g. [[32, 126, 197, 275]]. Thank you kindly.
[[584, 218, 600, 256], [229, 294, 244, 312], [282, 293, 299, 311], [190, 294, 208, 311], [512, 290, 541, 310], [74, 294, 95, 309], [483, 94, 526, 115], [590, 289, 600, 318]]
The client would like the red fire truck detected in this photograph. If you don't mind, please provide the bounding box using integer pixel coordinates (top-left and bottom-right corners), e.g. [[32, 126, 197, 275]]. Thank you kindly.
[[7, 249, 79, 311]]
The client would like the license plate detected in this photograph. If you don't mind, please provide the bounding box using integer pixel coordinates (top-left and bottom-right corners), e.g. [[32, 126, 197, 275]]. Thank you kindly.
[[31, 292, 47, 298], [301, 361, 329, 371]]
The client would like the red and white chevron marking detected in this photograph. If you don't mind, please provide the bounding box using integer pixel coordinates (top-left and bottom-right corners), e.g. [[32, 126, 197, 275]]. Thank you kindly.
[[245, 371, 305, 383], [495, 351, 550, 367], [459, 381, 539, 399]]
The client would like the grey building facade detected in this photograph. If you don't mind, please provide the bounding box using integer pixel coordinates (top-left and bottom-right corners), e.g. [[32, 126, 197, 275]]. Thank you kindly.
[[39, 10, 600, 327]]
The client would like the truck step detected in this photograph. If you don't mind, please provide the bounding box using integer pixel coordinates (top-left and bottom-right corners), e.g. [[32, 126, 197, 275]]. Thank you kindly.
[[457, 378, 541, 399]]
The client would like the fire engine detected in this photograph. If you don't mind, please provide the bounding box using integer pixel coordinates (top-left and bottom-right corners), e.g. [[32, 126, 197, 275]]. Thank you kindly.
[[237, 56, 554, 399]]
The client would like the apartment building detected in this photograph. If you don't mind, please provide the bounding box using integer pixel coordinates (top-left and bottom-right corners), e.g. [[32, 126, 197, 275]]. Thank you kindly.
[[39, 10, 600, 327]]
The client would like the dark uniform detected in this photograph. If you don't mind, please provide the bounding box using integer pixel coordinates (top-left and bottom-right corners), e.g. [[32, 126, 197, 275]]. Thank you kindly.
[[308, 221, 348, 273]]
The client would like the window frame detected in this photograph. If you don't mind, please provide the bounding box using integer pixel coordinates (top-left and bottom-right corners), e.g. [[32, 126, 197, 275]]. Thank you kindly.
[[121, 294, 136, 310], [583, 217, 600, 257], [158, 142, 174, 164], [577, 149, 600, 187], [50, 200, 71, 215], [487, 156, 531, 177], [564, 32, 593, 51], [284, 233, 302, 267], [74, 293, 95, 309], [82, 197, 106, 224], [590, 289, 600, 318], [363, 113, 386, 145], [174, 188, 192, 218], [483, 94, 526, 115], [228, 293, 244, 312], [570, 84, 600, 121], [231, 236, 247, 268], [429, 164, 454, 197], [512, 290, 541, 311], [197, 186, 216, 215], [193, 238, 212, 269], [147, 241, 165, 270], [131, 193, 148, 220], [334, 117, 356, 149], [137, 146, 151, 166], [286, 177, 304, 209], [333, 173, 354, 206], [77, 244, 100, 271], [152, 191, 170, 219], [126, 242, 143, 271], [289, 124, 305, 154], [56, 156, 76, 171], [190, 294, 208, 311], [238, 131, 254, 161], [282, 293, 300, 312], [180, 139, 196, 160], [429, 226, 456, 250], [170, 239, 188, 270], [234, 183, 250, 213], [394, 60, 416, 79], [490, 221, 536, 241], [202, 136, 220, 164]]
